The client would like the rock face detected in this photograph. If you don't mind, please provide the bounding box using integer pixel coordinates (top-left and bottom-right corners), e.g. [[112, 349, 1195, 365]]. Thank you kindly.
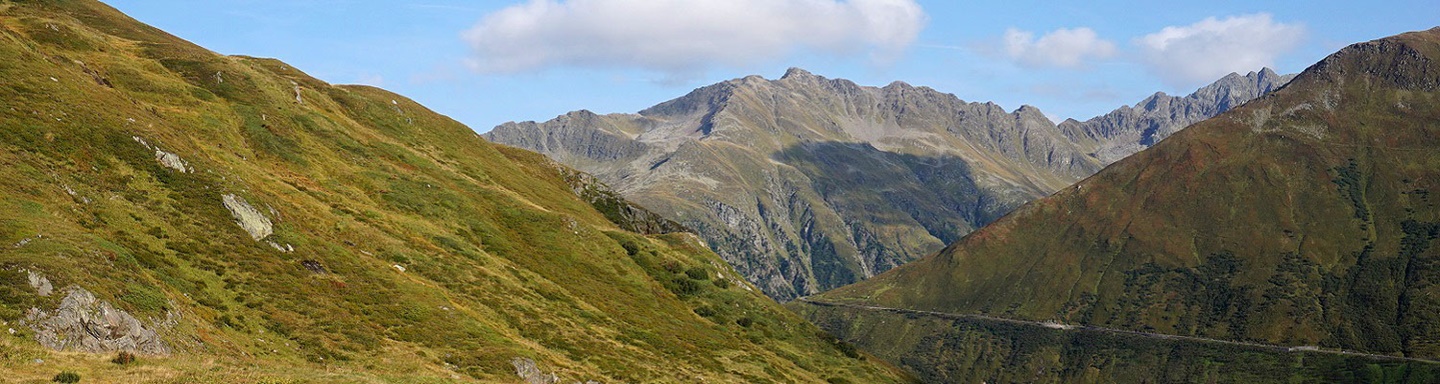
[[1061, 68, 1295, 163], [486, 67, 1288, 300], [25, 287, 169, 355], [222, 194, 273, 241]]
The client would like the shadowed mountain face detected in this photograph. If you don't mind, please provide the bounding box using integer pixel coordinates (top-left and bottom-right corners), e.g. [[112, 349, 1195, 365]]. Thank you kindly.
[[801, 27, 1440, 382], [487, 67, 1290, 300], [0, 2, 912, 382]]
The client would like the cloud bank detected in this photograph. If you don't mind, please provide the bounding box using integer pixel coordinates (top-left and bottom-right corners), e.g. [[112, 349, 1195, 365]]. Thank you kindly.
[[1003, 27, 1116, 69], [1137, 13, 1305, 86], [463, 0, 926, 75]]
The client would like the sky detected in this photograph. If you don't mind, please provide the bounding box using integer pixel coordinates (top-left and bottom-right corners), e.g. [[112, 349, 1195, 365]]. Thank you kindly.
[[103, 0, 1436, 133]]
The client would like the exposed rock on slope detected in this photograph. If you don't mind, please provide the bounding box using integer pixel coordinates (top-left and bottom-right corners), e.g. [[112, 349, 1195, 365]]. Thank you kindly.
[[487, 67, 1290, 300], [221, 194, 273, 241], [803, 27, 1440, 382], [25, 287, 170, 355]]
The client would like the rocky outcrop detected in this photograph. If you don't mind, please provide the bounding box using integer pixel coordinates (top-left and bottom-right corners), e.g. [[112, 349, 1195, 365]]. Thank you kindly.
[[154, 150, 192, 173], [24, 287, 169, 355], [510, 357, 599, 384], [133, 136, 194, 173], [552, 163, 686, 235], [26, 269, 53, 297], [511, 357, 560, 384], [222, 194, 273, 241]]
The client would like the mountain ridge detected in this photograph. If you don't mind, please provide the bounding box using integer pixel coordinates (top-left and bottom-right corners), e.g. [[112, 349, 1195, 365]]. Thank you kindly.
[[487, 68, 1094, 300], [486, 65, 1293, 301], [1061, 67, 1297, 163]]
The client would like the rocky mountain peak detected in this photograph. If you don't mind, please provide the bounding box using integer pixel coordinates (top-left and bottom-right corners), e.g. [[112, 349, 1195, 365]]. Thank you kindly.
[[1304, 29, 1440, 91], [882, 80, 914, 90], [781, 67, 818, 80], [1257, 66, 1281, 80], [1014, 104, 1044, 114], [1063, 66, 1297, 163]]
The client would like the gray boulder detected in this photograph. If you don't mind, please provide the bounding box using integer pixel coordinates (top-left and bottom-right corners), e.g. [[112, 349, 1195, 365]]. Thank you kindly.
[[25, 287, 170, 355]]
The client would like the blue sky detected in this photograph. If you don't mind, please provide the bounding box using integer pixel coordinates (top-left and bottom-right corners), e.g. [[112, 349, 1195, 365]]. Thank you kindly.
[[104, 0, 1436, 132]]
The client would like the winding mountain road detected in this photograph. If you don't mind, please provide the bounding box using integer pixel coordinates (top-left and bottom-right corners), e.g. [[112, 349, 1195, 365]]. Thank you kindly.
[[797, 298, 1440, 365]]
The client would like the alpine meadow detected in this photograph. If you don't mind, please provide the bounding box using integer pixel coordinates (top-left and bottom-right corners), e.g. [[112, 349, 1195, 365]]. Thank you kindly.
[[3, 0, 1439, 383]]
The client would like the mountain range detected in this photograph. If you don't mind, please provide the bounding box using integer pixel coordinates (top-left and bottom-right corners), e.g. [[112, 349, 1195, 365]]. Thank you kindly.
[[798, 27, 1440, 382], [0, 1, 911, 382], [486, 66, 1293, 301]]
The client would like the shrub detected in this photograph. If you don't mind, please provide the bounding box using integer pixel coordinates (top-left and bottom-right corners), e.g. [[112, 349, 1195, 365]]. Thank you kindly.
[[669, 277, 702, 297], [660, 260, 683, 274], [685, 267, 710, 280], [836, 341, 860, 359], [53, 371, 80, 383], [113, 351, 136, 365], [712, 278, 731, 289]]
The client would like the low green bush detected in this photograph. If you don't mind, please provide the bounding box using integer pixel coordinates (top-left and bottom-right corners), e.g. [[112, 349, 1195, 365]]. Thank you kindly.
[[53, 371, 80, 383]]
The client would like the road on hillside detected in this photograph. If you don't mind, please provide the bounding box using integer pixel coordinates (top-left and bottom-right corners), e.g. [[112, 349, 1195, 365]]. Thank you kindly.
[[797, 298, 1440, 365]]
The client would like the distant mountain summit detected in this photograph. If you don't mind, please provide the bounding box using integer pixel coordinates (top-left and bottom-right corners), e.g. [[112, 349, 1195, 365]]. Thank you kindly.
[[486, 67, 1288, 300], [1064, 68, 1296, 163]]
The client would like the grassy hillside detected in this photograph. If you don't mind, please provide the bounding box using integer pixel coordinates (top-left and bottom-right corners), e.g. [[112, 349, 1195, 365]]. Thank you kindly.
[[0, 1, 911, 382], [805, 27, 1440, 381]]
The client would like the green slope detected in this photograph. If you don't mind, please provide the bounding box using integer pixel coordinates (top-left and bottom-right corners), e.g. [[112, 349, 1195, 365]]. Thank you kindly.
[[804, 27, 1440, 382], [0, 1, 911, 382]]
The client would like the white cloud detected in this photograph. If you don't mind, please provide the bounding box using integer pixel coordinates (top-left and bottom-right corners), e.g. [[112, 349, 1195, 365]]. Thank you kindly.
[[1137, 13, 1305, 87], [462, 0, 926, 75], [1002, 27, 1116, 69]]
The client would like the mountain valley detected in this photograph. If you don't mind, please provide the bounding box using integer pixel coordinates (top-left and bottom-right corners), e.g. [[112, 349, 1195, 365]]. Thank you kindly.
[[486, 66, 1292, 301]]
